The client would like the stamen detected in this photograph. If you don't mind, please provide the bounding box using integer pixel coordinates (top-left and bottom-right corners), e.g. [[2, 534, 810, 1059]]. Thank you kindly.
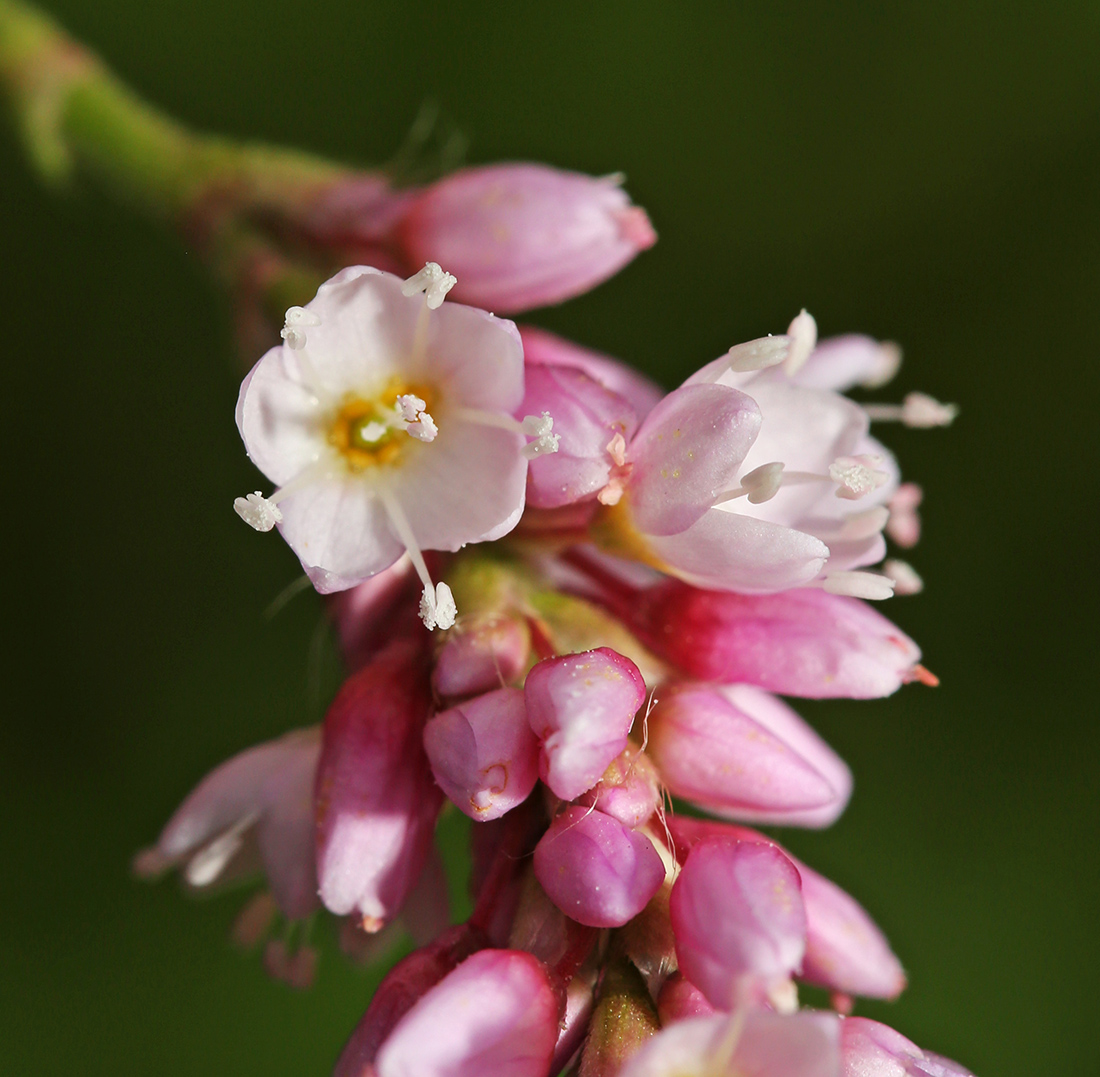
[[863, 391, 958, 428], [905, 664, 941, 687], [377, 486, 458, 630], [234, 491, 283, 532], [828, 454, 890, 500], [455, 407, 560, 458], [606, 432, 627, 468], [279, 305, 322, 350], [726, 335, 790, 373], [712, 462, 785, 507], [784, 308, 817, 375], [597, 477, 625, 506], [406, 412, 438, 443], [396, 394, 427, 422], [402, 262, 457, 309], [886, 481, 923, 548], [883, 559, 924, 595], [184, 811, 259, 887], [820, 570, 896, 600]]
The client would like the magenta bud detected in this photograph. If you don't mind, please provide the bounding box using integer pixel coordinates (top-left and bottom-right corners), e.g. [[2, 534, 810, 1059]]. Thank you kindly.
[[373, 949, 561, 1077], [625, 582, 921, 699], [423, 687, 540, 821], [648, 683, 852, 828], [524, 647, 647, 800], [656, 971, 717, 1025], [519, 362, 638, 508], [534, 805, 666, 928], [665, 816, 906, 1001], [670, 838, 806, 1011], [315, 641, 444, 928], [578, 744, 661, 829], [327, 558, 419, 671], [396, 164, 655, 313], [432, 615, 531, 699], [620, 1010, 841, 1077], [841, 1017, 975, 1076], [519, 325, 664, 420]]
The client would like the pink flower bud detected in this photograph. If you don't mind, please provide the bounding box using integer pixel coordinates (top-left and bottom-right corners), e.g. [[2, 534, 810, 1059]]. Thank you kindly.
[[519, 361, 638, 508], [665, 817, 905, 1000], [423, 687, 539, 821], [524, 647, 647, 800], [841, 1017, 974, 1076], [619, 1010, 841, 1077], [534, 806, 666, 928], [327, 557, 419, 670], [670, 838, 806, 1011], [335, 923, 486, 1077], [647, 684, 852, 828], [432, 615, 531, 698], [373, 949, 561, 1077], [578, 743, 662, 829], [315, 640, 444, 928], [135, 728, 321, 920], [519, 325, 664, 420], [624, 582, 921, 699], [656, 972, 717, 1025], [395, 164, 655, 313]]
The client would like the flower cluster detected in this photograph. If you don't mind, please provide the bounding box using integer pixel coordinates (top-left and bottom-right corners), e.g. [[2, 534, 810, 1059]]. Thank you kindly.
[[137, 162, 967, 1076]]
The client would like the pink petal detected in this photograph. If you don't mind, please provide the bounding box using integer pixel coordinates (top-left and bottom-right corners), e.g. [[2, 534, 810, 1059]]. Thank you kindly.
[[628, 384, 761, 537], [670, 839, 806, 1009], [423, 688, 540, 821], [534, 806, 666, 928], [524, 648, 647, 801], [578, 743, 662, 829], [375, 949, 560, 1077], [841, 1017, 974, 1076], [791, 335, 901, 393], [647, 684, 850, 828], [315, 640, 444, 925], [432, 615, 531, 699]]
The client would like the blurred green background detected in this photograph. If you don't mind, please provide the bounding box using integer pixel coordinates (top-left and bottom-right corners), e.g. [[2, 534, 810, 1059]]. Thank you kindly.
[[2, 1, 1098, 1073]]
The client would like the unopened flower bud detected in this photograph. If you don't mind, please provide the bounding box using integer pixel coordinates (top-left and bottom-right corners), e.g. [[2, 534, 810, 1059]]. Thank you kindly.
[[525, 647, 647, 800], [396, 164, 655, 313], [432, 614, 531, 698], [656, 971, 716, 1025], [578, 743, 662, 829], [534, 805, 666, 928], [423, 687, 539, 821], [576, 956, 660, 1076]]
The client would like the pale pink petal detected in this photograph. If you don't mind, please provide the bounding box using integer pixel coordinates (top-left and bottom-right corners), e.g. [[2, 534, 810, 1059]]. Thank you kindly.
[[647, 508, 829, 594], [375, 949, 560, 1077], [423, 688, 540, 821], [629, 384, 761, 537], [791, 335, 901, 393], [841, 1018, 974, 1077], [524, 648, 647, 801], [534, 806, 666, 928], [671, 839, 806, 1009]]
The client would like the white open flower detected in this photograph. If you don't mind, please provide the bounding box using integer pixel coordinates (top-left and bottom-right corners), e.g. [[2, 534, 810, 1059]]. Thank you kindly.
[[235, 265, 535, 623]]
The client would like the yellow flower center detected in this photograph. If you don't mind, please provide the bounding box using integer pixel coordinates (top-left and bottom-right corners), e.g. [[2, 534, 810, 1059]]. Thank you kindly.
[[326, 380, 435, 472]]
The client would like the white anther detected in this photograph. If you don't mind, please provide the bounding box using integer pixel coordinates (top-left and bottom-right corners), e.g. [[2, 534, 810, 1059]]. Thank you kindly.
[[726, 335, 790, 373], [828, 454, 890, 500], [234, 491, 283, 532], [359, 420, 388, 443], [420, 581, 457, 630], [822, 571, 896, 600], [860, 342, 902, 388], [280, 306, 322, 350], [402, 262, 457, 309], [521, 412, 555, 438], [406, 412, 438, 443], [900, 392, 958, 428], [740, 461, 785, 503], [883, 559, 924, 596], [396, 394, 427, 422], [522, 432, 560, 459], [784, 309, 817, 375], [184, 812, 258, 888], [606, 432, 628, 468]]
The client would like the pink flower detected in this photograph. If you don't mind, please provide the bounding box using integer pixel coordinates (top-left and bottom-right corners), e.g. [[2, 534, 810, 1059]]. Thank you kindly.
[[372, 949, 561, 1077], [235, 265, 549, 625], [134, 728, 320, 921], [666, 817, 906, 1000], [841, 1017, 974, 1076], [524, 647, 648, 800], [647, 684, 852, 827], [670, 838, 806, 1011], [394, 164, 656, 313], [619, 1010, 841, 1077], [619, 581, 922, 699], [533, 805, 666, 927], [423, 687, 540, 820], [314, 639, 443, 930]]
